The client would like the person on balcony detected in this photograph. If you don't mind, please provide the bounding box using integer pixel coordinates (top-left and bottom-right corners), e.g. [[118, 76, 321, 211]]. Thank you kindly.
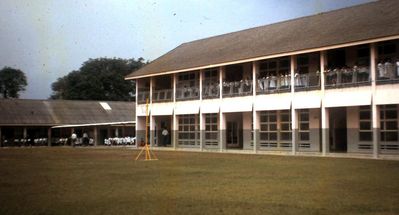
[[378, 60, 386, 78], [384, 59, 395, 79]]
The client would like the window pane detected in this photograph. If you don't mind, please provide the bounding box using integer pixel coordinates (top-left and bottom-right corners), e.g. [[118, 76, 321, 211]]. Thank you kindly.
[[386, 121, 397, 130], [360, 122, 371, 130], [300, 132, 309, 141], [270, 124, 277, 131], [386, 110, 397, 119], [385, 132, 398, 141], [300, 123, 309, 131], [359, 132, 372, 141], [269, 133, 277, 140], [359, 111, 370, 120]]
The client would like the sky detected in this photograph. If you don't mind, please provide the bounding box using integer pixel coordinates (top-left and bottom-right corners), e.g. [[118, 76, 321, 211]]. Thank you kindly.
[[0, 0, 373, 99]]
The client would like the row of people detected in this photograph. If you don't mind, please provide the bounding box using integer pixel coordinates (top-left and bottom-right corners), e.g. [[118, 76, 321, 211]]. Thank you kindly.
[[2, 138, 49, 146], [377, 60, 399, 79], [222, 80, 253, 95], [104, 136, 136, 146], [176, 86, 199, 99], [325, 65, 370, 85]]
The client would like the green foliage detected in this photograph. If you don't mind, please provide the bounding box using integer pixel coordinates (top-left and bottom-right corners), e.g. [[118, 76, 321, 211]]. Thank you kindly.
[[0, 67, 28, 98], [50, 57, 146, 101]]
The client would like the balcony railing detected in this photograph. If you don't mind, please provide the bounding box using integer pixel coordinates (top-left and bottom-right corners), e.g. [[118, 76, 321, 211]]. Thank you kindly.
[[223, 80, 253, 97], [294, 73, 321, 91], [325, 66, 370, 88], [137, 91, 150, 104], [257, 75, 290, 94], [376, 62, 399, 84], [202, 82, 220, 99], [176, 86, 200, 101], [152, 89, 173, 103]]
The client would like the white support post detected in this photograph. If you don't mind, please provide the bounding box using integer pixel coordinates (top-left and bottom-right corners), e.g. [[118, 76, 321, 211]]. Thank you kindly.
[[149, 77, 154, 147], [370, 43, 379, 158], [94, 127, 98, 146], [320, 51, 328, 155], [135, 79, 139, 147], [172, 73, 177, 150], [252, 61, 258, 153], [199, 69, 204, 151], [219, 66, 224, 152], [290, 55, 297, 155]]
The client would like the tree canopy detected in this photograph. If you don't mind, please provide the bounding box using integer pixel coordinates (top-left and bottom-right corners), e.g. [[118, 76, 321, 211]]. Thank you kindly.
[[0, 67, 28, 99], [50, 57, 146, 101]]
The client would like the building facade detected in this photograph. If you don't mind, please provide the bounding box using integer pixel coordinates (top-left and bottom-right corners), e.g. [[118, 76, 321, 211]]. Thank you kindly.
[[126, 0, 399, 157], [0, 99, 135, 146]]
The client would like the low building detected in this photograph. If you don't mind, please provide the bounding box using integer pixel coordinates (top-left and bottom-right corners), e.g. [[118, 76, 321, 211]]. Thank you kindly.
[[0, 99, 135, 146], [126, 0, 399, 158]]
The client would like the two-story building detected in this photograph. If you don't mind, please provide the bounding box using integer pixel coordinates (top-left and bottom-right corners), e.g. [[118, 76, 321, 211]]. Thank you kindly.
[[126, 0, 399, 158]]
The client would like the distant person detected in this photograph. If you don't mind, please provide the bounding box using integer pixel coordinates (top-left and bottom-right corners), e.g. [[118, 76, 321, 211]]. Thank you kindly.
[[161, 127, 169, 147], [71, 132, 77, 147]]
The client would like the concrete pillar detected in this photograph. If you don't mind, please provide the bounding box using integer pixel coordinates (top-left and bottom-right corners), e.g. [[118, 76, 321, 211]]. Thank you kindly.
[[370, 43, 379, 158], [150, 116, 154, 147], [47, 128, 52, 146], [219, 111, 225, 152], [94, 127, 98, 146], [172, 114, 177, 149], [149, 77, 154, 147], [290, 55, 297, 155], [172, 73, 177, 149], [321, 107, 329, 155], [252, 61, 258, 153], [199, 70, 204, 151], [219, 66, 225, 151], [320, 50, 329, 155]]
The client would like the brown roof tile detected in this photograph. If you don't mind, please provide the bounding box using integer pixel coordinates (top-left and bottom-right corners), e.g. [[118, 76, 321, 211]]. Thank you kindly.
[[126, 0, 399, 79]]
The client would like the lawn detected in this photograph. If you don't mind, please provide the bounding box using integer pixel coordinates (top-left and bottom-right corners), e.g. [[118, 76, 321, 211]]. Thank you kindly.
[[0, 148, 398, 215]]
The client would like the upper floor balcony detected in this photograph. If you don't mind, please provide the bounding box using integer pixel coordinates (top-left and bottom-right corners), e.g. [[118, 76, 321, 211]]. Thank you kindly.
[[176, 71, 200, 101], [223, 63, 253, 97], [152, 75, 173, 103], [136, 39, 399, 104]]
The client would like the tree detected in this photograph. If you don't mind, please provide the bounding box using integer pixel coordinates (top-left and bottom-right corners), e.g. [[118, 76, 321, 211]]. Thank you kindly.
[[0, 67, 28, 99], [50, 57, 146, 101]]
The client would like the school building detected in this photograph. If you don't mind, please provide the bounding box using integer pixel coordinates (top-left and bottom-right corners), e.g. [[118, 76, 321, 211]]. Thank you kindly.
[[0, 99, 135, 146], [125, 0, 399, 158]]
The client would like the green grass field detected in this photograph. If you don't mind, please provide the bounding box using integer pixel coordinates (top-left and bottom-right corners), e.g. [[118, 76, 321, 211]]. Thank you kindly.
[[0, 148, 398, 215]]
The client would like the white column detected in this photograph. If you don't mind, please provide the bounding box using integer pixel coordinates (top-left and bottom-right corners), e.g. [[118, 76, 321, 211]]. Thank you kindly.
[[172, 73, 177, 149], [252, 62, 258, 153], [320, 51, 328, 155], [93, 127, 98, 146], [219, 66, 224, 151], [290, 55, 297, 155], [370, 43, 379, 158], [199, 70, 204, 151], [135, 79, 139, 147], [149, 77, 154, 146]]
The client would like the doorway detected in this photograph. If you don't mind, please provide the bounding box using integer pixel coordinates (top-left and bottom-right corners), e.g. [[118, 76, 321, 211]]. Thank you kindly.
[[154, 116, 172, 147], [329, 107, 347, 152], [225, 113, 243, 149]]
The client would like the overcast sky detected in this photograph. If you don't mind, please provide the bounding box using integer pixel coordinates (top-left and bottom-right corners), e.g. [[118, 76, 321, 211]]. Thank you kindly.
[[0, 0, 372, 99]]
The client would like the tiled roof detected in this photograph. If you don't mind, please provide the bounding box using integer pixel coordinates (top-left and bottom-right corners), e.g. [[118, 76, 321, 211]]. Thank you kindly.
[[0, 99, 135, 126], [126, 0, 399, 79]]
